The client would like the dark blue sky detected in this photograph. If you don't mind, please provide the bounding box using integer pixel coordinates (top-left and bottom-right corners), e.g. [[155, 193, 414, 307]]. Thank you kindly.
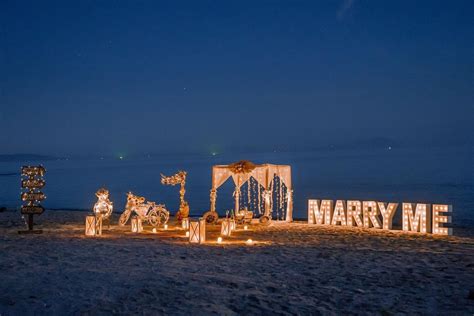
[[1, 0, 473, 156]]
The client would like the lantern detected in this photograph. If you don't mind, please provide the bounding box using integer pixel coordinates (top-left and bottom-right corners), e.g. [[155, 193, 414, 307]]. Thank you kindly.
[[189, 218, 206, 244], [182, 217, 190, 229], [217, 237, 223, 244], [85, 215, 97, 236], [96, 216, 103, 236], [221, 219, 231, 236], [131, 216, 143, 233]]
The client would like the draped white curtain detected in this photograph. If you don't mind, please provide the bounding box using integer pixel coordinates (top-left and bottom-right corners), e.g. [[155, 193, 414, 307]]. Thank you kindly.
[[213, 164, 292, 191], [212, 166, 232, 189], [210, 163, 293, 221]]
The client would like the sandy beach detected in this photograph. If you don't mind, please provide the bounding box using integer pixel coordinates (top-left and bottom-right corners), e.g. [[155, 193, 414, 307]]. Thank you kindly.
[[1, 210, 473, 315]]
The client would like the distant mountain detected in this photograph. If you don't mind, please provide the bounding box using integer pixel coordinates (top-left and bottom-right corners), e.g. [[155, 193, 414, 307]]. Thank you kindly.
[[0, 154, 58, 162]]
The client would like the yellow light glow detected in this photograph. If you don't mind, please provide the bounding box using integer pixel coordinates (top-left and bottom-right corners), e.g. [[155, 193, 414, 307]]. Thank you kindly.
[[432, 204, 452, 235], [221, 219, 232, 236], [347, 200, 363, 227], [152, 228, 157, 233], [403, 203, 431, 233], [164, 224, 168, 230], [85, 215, 97, 236], [308, 199, 332, 225], [244, 225, 248, 230], [378, 202, 398, 230], [182, 218, 190, 229], [362, 201, 381, 229], [217, 237, 223, 244], [131, 216, 143, 233], [331, 200, 347, 226], [185, 231, 189, 237], [246, 239, 253, 245], [189, 218, 206, 244]]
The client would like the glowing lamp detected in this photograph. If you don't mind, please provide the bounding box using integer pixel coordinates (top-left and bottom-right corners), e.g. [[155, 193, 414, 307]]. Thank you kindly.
[[182, 218, 190, 229], [244, 225, 248, 230], [131, 216, 143, 233], [217, 237, 223, 244], [230, 219, 236, 231], [246, 239, 253, 245], [221, 219, 231, 236], [185, 231, 189, 237], [152, 228, 157, 233], [85, 215, 97, 236], [189, 218, 206, 244], [164, 224, 168, 230]]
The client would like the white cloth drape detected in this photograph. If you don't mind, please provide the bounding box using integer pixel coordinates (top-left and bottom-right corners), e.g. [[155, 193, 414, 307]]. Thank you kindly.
[[212, 166, 232, 189], [210, 163, 293, 221]]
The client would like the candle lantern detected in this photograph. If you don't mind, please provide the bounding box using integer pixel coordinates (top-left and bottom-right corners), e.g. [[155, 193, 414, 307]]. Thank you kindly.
[[230, 219, 236, 231], [189, 218, 206, 244], [85, 215, 97, 236], [96, 216, 103, 236], [131, 216, 143, 233], [182, 217, 190, 229], [221, 219, 232, 236]]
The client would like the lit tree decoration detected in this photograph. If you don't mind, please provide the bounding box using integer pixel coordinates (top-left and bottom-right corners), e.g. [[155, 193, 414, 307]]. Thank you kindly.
[[19, 165, 46, 234], [161, 171, 189, 222], [119, 192, 169, 228]]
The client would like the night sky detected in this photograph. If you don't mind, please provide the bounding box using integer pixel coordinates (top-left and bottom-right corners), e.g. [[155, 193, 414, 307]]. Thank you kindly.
[[1, 1, 473, 157]]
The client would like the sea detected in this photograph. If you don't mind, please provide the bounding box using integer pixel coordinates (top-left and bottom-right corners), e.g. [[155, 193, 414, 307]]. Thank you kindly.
[[1, 146, 473, 227]]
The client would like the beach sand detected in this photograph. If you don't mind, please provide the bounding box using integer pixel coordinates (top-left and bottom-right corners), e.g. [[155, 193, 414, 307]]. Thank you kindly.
[[1, 210, 473, 315]]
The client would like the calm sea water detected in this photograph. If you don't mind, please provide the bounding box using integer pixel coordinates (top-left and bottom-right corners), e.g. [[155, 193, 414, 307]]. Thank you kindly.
[[1, 146, 473, 226]]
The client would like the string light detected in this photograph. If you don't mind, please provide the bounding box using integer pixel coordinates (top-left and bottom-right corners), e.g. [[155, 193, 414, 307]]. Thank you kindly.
[[161, 171, 189, 222], [119, 192, 169, 229], [20, 165, 46, 231]]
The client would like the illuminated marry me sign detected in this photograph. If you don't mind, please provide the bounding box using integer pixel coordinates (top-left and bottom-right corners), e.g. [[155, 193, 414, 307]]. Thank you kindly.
[[308, 200, 452, 235]]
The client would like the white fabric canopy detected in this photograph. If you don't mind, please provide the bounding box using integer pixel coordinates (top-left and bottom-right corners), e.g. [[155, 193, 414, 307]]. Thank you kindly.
[[209, 162, 293, 221], [211, 164, 291, 190]]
